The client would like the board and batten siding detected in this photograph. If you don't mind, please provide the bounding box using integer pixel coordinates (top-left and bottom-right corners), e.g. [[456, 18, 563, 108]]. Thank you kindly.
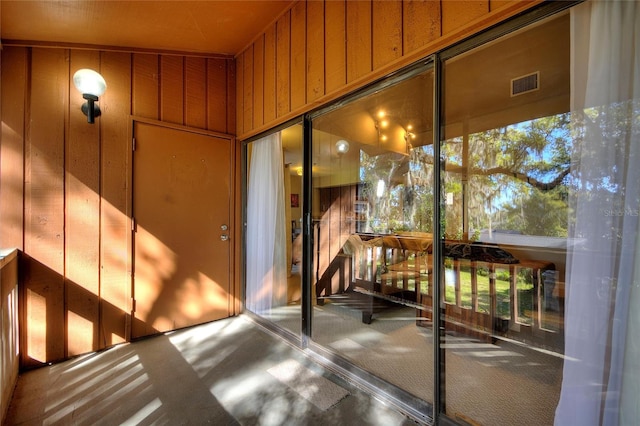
[[0, 46, 236, 367], [235, 0, 541, 140]]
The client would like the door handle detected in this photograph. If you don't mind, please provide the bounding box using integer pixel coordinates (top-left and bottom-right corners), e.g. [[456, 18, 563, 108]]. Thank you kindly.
[[220, 234, 229, 241]]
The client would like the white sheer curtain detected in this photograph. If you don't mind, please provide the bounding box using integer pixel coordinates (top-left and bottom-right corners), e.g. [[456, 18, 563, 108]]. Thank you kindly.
[[556, 1, 640, 425], [245, 133, 288, 314]]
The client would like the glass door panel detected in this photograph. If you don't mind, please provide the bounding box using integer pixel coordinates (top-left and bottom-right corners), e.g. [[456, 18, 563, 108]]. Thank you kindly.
[[310, 68, 434, 405], [440, 12, 570, 425], [245, 124, 303, 336]]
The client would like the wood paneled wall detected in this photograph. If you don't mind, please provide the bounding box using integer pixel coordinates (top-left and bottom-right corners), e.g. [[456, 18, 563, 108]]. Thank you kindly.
[[316, 185, 357, 287], [1, 251, 19, 424], [235, 0, 539, 140], [0, 46, 235, 367]]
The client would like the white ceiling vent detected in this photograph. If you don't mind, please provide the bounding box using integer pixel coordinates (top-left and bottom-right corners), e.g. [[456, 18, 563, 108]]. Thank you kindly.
[[511, 72, 539, 97]]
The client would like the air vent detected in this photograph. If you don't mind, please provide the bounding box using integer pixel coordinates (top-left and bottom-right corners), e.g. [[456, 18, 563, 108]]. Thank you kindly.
[[511, 72, 539, 97]]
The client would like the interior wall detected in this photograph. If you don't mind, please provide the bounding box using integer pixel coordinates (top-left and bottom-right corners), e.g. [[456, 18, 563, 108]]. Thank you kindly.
[[235, 0, 541, 140], [0, 46, 236, 368]]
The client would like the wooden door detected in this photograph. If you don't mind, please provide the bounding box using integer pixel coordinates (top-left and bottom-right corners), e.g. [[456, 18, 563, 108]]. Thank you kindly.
[[132, 121, 232, 339]]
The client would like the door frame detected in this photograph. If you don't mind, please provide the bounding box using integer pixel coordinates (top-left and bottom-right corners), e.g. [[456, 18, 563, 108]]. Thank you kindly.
[[129, 116, 241, 340]]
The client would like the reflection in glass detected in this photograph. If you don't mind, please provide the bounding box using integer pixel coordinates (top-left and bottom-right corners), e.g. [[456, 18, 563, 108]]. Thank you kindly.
[[439, 11, 574, 426], [310, 68, 434, 406], [243, 2, 639, 424], [245, 124, 303, 336]]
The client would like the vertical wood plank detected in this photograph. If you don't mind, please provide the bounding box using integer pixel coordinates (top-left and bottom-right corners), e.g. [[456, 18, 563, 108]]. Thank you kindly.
[[341, 186, 355, 237], [160, 55, 184, 124], [100, 51, 132, 346], [263, 25, 277, 124], [306, 0, 325, 102], [24, 48, 67, 365], [328, 187, 341, 280], [346, 0, 372, 83], [442, 0, 489, 35], [66, 49, 101, 356], [325, 0, 346, 94], [226, 59, 236, 135], [207, 58, 228, 133], [276, 11, 291, 118], [253, 37, 265, 128], [317, 189, 331, 285], [403, 0, 441, 54], [290, 1, 306, 110], [372, 0, 402, 70], [0, 47, 27, 251], [243, 46, 254, 133], [185, 57, 207, 129], [235, 53, 244, 136], [132, 53, 159, 120]]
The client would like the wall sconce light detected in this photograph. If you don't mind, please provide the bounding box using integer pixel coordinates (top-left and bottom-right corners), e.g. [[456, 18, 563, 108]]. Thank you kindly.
[[335, 139, 350, 154], [73, 69, 107, 124], [296, 167, 303, 176]]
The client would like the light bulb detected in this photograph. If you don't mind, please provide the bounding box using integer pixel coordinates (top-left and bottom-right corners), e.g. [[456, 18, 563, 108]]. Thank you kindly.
[[73, 69, 107, 97], [335, 139, 350, 154]]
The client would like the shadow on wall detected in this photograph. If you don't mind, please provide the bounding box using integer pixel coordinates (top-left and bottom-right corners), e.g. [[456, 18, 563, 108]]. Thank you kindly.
[[19, 253, 145, 369]]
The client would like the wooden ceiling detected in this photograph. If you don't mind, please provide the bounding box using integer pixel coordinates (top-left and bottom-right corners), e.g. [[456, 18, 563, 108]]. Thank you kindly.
[[1, 0, 294, 56]]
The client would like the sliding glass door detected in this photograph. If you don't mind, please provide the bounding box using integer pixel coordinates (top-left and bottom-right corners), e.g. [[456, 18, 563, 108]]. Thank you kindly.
[[309, 66, 435, 407], [439, 11, 570, 425], [244, 1, 639, 423], [245, 123, 303, 337], [438, 3, 639, 424]]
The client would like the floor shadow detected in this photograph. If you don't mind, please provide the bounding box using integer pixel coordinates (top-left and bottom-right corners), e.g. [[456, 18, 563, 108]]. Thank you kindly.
[[5, 316, 415, 425]]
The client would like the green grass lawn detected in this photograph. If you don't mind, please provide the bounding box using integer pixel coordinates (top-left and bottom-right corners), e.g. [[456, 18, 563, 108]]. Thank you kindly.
[[374, 255, 536, 322], [444, 266, 534, 321]]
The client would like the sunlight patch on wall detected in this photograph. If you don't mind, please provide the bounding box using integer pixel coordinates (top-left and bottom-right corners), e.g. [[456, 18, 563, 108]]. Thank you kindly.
[[26, 288, 47, 362], [67, 311, 93, 355], [100, 198, 130, 311], [66, 174, 100, 288]]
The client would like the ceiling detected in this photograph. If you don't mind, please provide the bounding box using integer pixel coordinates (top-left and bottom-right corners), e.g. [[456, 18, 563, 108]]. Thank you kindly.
[[1, 0, 293, 56]]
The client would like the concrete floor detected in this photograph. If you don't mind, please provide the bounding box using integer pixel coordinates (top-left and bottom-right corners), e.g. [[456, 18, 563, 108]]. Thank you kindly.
[[4, 315, 417, 425]]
